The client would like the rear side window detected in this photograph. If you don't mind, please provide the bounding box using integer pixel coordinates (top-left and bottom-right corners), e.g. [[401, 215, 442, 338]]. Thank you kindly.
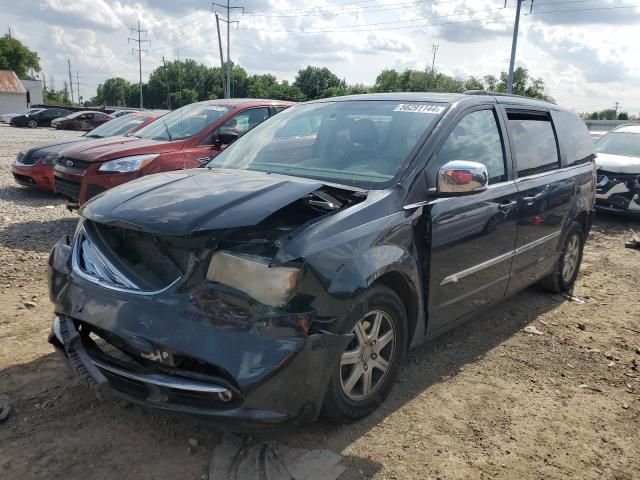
[[508, 111, 559, 177], [551, 110, 593, 166]]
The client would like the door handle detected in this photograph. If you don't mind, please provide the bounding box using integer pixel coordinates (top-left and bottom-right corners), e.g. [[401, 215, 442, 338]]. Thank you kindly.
[[498, 200, 518, 213], [522, 196, 538, 206]]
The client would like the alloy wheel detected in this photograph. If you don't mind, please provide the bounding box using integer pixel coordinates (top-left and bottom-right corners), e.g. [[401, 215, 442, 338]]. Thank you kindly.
[[562, 234, 581, 283], [340, 310, 396, 401]]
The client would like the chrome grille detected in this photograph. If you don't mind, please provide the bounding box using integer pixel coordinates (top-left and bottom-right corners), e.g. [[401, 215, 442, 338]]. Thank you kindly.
[[15, 151, 36, 165], [56, 156, 92, 170], [73, 221, 191, 293]]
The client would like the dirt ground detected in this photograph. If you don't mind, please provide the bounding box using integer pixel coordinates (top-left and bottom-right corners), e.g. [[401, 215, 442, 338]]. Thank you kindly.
[[0, 125, 639, 480]]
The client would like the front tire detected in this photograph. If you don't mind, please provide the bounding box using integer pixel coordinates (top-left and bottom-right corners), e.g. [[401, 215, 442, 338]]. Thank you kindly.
[[322, 285, 407, 423], [540, 222, 585, 293], [27, 119, 38, 128]]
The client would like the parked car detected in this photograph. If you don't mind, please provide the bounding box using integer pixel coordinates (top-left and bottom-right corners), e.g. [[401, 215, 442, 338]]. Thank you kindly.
[[594, 125, 640, 216], [11, 111, 167, 192], [111, 110, 136, 117], [590, 130, 608, 142], [9, 107, 72, 128], [53, 99, 292, 205], [48, 93, 595, 425], [52, 111, 113, 131], [1, 108, 45, 124]]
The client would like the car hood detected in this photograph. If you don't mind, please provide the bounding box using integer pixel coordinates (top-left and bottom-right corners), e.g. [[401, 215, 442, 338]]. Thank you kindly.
[[26, 137, 88, 156], [61, 136, 185, 161], [81, 168, 325, 236], [596, 152, 640, 174]]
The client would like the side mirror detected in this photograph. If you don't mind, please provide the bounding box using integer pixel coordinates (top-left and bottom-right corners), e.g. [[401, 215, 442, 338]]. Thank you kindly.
[[217, 131, 239, 146], [437, 160, 488, 195]]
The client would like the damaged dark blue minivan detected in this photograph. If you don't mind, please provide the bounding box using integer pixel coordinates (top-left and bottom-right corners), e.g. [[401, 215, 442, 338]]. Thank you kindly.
[[48, 92, 596, 425]]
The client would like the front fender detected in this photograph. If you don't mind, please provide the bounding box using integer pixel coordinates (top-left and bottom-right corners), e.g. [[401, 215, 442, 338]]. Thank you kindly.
[[328, 244, 415, 294]]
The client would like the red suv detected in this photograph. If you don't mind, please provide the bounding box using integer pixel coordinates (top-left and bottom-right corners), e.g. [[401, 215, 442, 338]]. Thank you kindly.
[[11, 110, 166, 192], [53, 99, 292, 205]]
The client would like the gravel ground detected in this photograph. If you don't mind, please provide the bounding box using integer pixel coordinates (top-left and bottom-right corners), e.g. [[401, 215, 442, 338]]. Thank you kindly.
[[0, 124, 639, 480]]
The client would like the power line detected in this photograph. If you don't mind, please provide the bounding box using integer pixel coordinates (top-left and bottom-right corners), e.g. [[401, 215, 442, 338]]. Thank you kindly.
[[129, 20, 150, 108], [236, 3, 640, 34], [242, 0, 463, 17]]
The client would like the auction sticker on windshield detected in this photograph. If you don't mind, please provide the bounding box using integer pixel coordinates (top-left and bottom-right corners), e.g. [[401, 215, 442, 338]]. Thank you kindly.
[[394, 104, 446, 114]]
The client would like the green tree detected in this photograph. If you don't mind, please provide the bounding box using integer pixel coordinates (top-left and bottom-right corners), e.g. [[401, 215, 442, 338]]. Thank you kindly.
[[617, 112, 629, 121], [374, 69, 400, 92], [92, 77, 134, 106], [496, 67, 553, 102], [293, 66, 343, 100], [0, 35, 40, 79]]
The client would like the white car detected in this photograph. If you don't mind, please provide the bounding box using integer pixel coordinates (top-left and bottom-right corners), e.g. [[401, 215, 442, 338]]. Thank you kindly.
[[594, 125, 640, 216]]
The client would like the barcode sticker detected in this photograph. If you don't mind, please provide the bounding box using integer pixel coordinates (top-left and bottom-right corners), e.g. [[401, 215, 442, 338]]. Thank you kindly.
[[393, 104, 446, 114]]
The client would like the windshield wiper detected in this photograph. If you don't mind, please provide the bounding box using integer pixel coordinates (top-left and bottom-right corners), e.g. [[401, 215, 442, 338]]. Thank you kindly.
[[86, 134, 103, 138], [162, 119, 173, 141]]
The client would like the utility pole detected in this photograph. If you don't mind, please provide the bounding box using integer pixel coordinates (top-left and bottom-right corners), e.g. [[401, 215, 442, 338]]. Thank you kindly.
[[506, 0, 533, 94], [67, 59, 74, 104], [213, 1, 243, 98], [7, 26, 11, 39], [614, 102, 620, 118], [74, 71, 83, 105], [215, 13, 227, 97], [431, 42, 439, 74], [129, 20, 149, 109]]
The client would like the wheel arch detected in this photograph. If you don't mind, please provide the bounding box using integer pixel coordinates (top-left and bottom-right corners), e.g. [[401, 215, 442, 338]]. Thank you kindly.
[[374, 270, 421, 348]]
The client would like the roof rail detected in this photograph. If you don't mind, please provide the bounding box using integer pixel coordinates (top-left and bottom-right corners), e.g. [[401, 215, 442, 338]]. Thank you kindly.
[[463, 90, 529, 99]]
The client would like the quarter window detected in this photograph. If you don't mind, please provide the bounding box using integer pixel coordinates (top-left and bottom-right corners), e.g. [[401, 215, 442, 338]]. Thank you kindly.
[[220, 108, 270, 137], [508, 111, 560, 176], [435, 109, 507, 183]]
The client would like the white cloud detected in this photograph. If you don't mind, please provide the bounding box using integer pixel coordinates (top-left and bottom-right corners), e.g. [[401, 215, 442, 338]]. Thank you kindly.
[[4, 0, 640, 113]]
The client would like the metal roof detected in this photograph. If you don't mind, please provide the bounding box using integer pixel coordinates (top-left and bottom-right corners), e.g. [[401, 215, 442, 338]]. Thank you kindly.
[[0, 71, 26, 94]]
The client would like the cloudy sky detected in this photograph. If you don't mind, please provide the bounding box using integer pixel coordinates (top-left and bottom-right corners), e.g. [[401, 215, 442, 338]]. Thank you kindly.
[[5, 0, 640, 113]]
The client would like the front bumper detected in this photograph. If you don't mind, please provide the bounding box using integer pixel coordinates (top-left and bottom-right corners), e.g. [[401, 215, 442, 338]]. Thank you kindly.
[[595, 174, 640, 217], [11, 162, 55, 191], [47, 237, 350, 425]]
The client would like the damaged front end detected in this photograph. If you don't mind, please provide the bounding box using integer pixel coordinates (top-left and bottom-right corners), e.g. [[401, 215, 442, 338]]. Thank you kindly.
[[596, 170, 640, 216], [48, 173, 367, 424]]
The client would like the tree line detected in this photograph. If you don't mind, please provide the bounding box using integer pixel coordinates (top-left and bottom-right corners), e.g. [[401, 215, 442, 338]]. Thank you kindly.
[[88, 62, 554, 109]]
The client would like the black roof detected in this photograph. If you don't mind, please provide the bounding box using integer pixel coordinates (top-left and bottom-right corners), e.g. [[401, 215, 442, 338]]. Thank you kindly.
[[306, 91, 559, 110]]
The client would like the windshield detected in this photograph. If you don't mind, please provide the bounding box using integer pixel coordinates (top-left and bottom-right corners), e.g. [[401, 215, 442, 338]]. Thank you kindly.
[[207, 100, 445, 188], [595, 132, 640, 158], [133, 102, 230, 141], [85, 114, 156, 138], [22, 109, 43, 115]]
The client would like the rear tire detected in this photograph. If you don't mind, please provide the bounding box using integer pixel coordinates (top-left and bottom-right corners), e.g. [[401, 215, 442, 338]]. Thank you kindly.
[[27, 119, 37, 128], [539, 222, 584, 293], [322, 285, 407, 423]]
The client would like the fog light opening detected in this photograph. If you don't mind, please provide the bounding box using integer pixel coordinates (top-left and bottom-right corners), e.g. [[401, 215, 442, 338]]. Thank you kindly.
[[217, 390, 233, 403]]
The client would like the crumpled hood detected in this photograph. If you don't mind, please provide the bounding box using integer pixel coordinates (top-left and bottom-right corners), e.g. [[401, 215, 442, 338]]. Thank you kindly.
[[81, 168, 324, 236], [596, 152, 640, 174], [60, 136, 185, 162]]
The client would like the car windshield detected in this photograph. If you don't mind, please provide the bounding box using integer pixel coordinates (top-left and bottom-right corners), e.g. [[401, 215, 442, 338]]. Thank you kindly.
[[132, 102, 230, 141], [595, 132, 640, 158], [24, 109, 43, 115], [85, 114, 156, 138], [207, 100, 445, 188]]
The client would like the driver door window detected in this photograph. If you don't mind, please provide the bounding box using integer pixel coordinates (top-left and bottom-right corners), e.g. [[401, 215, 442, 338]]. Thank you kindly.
[[220, 108, 270, 137], [435, 109, 507, 184]]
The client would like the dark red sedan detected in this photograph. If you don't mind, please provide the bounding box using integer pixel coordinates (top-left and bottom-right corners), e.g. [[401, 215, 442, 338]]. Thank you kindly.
[[12, 111, 167, 192], [53, 99, 292, 205]]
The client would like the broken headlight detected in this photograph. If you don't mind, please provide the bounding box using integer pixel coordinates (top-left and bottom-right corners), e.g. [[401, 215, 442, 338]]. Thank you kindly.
[[206, 251, 301, 307]]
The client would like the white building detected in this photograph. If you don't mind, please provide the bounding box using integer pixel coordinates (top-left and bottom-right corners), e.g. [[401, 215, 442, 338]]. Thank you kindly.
[[21, 79, 44, 106], [0, 70, 28, 115]]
